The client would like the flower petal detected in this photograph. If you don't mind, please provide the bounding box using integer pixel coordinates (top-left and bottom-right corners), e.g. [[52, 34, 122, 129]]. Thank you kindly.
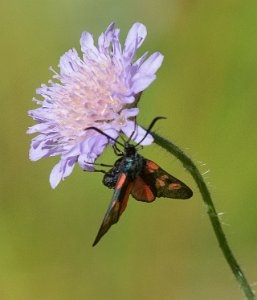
[[27, 123, 50, 134], [129, 51, 149, 76], [77, 135, 108, 169], [116, 94, 135, 104], [49, 160, 63, 189], [29, 143, 49, 161], [98, 22, 115, 53], [120, 108, 139, 118], [59, 49, 81, 76], [78, 154, 95, 171], [135, 125, 154, 145], [133, 51, 148, 69], [121, 121, 153, 145], [62, 144, 80, 160], [49, 158, 77, 189], [138, 52, 164, 76], [124, 23, 147, 60], [131, 74, 156, 94], [63, 157, 77, 178], [80, 32, 99, 60], [29, 135, 50, 161], [112, 29, 122, 59]]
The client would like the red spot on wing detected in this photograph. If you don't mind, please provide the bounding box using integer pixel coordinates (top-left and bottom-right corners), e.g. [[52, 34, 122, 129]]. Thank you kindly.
[[132, 176, 155, 202], [168, 183, 182, 190], [147, 161, 159, 170], [160, 175, 169, 180], [116, 173, 126, 189], [155, 178, 165, 188]]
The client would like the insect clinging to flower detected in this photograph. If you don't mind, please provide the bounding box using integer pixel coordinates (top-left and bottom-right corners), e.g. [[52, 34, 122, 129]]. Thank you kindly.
[[86, 117, 193, 246]]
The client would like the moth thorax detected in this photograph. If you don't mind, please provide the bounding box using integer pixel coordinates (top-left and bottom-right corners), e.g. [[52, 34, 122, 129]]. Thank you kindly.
[[124, 143, 136, 157]]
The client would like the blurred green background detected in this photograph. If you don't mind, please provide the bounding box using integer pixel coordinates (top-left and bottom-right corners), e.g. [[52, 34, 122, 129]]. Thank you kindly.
[[1, 0, 257, 299]]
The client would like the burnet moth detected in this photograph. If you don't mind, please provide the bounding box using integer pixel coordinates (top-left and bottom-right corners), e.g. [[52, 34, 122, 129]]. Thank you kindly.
[[85, 117, 193, 246]]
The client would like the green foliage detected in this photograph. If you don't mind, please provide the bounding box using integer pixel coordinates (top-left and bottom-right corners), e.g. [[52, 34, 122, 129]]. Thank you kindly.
[[1, 0, 256, 299]]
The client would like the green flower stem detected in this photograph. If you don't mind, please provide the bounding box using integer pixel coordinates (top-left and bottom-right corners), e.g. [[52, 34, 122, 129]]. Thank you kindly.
[[152, 132, 255, 300]]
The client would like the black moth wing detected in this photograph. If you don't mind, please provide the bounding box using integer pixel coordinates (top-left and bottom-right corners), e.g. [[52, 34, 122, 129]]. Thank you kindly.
[[102, 158, 123, 189], [93, 171, 132, 246], [132, 159, 193, 201]]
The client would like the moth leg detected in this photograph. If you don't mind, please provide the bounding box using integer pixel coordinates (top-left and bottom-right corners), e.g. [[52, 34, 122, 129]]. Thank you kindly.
[[93, 162, 113, 167], [82, 161, 112, 174], [92, 169, 107, 174], [83, 168, 107, 174], [112, 144, 123, 156], [84, 161, 113, 167]]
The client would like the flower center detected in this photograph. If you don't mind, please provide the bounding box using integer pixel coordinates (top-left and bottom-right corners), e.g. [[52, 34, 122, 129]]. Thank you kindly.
[[53, 57, 128, 144]]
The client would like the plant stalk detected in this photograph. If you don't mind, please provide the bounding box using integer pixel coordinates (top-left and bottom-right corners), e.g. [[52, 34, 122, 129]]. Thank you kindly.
[[152, 132, 255, 300]]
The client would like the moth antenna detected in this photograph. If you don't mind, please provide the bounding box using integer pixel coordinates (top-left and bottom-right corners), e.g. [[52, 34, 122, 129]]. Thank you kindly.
[[127, 116, 137, 144], [135, 116, 166, 147], [117, 132, 126, 144], [84, 127, 124, 148]]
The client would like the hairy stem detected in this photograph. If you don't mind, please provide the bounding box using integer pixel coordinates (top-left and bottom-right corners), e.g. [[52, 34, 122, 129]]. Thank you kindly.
[[152, 132, 255, 300]]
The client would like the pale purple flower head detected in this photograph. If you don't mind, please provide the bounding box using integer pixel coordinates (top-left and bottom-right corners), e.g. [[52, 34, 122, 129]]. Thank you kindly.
[[27, 22, 164, 188]]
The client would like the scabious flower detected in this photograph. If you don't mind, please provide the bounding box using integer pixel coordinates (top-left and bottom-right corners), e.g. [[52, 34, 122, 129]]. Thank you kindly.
[[27, 22, 164, 188]]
